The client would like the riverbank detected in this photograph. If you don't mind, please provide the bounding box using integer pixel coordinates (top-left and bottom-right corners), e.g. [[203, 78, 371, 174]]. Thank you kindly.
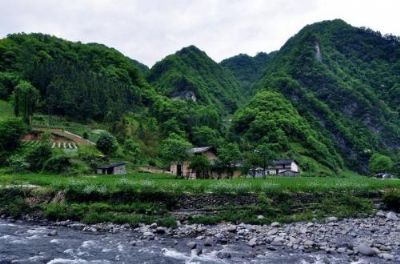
[[1, 211, 399, 263], [0, 173, 400, 226]]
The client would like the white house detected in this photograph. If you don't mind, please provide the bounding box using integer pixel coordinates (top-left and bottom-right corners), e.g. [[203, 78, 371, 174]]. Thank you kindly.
[[252, 159, 300, 177]]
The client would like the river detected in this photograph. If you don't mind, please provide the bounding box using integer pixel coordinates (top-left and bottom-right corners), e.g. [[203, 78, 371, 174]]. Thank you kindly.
[[0, 217, 397, 263]]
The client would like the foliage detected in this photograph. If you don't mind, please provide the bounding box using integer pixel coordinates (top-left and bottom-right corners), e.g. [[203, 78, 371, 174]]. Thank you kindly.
[[12, 80, 40, 124], [160, 133, 192, 166], [217, 143, 241, 178], [148, 45, 243, 114], [96, 132, 118, 156], [0, 118, 27, 163], [7, 154, 29, 172], [221, 52, 274, 96], [189, 154, 211, 179], [25, 142, 53, 172], [368, 153, 394, 174]]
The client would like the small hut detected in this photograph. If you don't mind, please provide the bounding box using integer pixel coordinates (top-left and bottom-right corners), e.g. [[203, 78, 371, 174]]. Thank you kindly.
[[96, 162, 127, 175]]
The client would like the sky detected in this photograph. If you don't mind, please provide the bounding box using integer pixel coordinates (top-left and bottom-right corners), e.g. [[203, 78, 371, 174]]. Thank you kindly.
[[1, 0, 399, 66]]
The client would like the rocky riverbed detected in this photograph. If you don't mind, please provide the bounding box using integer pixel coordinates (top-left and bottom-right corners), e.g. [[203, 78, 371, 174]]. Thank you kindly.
[[0, 211, 399, 263]]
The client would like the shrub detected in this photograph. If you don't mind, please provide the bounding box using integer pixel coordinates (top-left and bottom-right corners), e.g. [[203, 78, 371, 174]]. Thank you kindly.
[[383, 189, 400, 212], [43, 154, 72, 173], [25, 143, 52, 171], [7, 154, 30, 172], [96, 132, 118, 156]]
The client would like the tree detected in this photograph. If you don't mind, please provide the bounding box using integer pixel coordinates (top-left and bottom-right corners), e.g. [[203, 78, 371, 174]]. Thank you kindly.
[[160, 133, 192, 177], [13, 81, 40, 124], [123, 139, 141, 163], [96, 132, 119, 156], [189, 155, 211, 179], [254, 144, 275, 178], [0, 118, 27, 163], [217, 143, 241, 179], [368, 153, 393, 174]]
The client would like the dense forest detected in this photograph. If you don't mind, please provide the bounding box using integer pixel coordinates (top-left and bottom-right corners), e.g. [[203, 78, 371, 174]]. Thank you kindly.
[[0, 19, 399, 175]]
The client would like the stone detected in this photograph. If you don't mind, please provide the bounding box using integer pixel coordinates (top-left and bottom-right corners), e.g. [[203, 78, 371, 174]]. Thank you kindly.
[[267, 228, 278, 236], [204, 237, 213, 247], [271, 222, 280, 227], [386, 212, 399, 221], [155, 227, 167, 234], [149, 223, 157, 229], [304, 240, 314, 248], [380, 253, 394, 261], [355, 243, 378, 256], [257, 215, 265, 220], [326, 216, 338, 223], [248, 238, 257, 247], [270, 237, 284, 246], [376, 210, 386, 217], [217, 251, 231, 259], [47, 230, 58, 236], [143, 231, 155, 239], [187, 241, 197, 249]]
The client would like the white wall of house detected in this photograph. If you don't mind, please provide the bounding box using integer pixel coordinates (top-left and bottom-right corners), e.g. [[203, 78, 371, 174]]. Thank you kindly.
[[113, 166, 127, 175], [291, 162, 299, 172]]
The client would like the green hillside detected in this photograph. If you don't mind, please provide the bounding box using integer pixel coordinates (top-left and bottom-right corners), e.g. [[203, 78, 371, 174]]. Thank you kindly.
[[0, 33, 154, 121], [220, 52, 275, 97], [251, 19, 400, 172], [148, 45, 244, 114]]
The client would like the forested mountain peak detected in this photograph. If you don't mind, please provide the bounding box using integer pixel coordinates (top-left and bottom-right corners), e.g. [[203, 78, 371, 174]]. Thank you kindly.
[[249, 19, 400, 172]]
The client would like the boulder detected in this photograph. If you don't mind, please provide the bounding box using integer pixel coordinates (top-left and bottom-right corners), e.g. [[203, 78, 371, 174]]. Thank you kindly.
[[355, 243, 378, 256], [386, 212, 399, 221], [248, 238, 257, 247], [187, 241, 197, 249], [204, 237, 213, 247]]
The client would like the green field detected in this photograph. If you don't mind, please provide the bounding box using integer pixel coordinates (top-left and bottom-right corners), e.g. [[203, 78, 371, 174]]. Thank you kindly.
[[1, 173, 399, 227], [1, 172, 399, 194]]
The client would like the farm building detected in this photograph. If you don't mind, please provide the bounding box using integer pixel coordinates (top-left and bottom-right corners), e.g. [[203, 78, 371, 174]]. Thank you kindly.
[[170, 146, 241, 179], [252, 160, 300, 177], [96, 162, 127, 175]]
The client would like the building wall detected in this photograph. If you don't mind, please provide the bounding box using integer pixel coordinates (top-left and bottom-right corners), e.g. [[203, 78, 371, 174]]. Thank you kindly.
[[113, 165, 127, 175], [290, 162, 299, 172]]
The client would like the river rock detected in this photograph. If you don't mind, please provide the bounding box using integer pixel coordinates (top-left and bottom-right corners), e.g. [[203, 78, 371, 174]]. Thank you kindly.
[[271, 237, 285, 246], [326, 216, 338, 223], [187, 241, 197, 249], [248, 238, 257, 247], [271, 222, 280, 227], [386, 212, 398, 221], [47, 230, 58, 236], [380, 253, 394, 260], [143, 231, 155, 239], [257, 215, 265, 220], [217, 251, 231, 259], [155, 227, 167, 234], [355, 243, 378, 256], [204, 237, 213, 246]]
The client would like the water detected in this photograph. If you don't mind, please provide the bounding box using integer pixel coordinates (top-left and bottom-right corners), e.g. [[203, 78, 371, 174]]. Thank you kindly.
[[0, 219, 385, 263]]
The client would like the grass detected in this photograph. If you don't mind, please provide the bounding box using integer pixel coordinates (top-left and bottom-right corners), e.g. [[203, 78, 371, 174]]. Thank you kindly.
[[0, 172, 399, 194], [0, 172, 399, 226]]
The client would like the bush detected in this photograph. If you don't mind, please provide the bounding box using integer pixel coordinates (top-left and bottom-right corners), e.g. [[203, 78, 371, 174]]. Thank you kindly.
[[383, 189, 400, 212], [25, 143, 52, 171], [0, 118, 27, 151], [96, 132, 118, 156], [7, 154, 30, 172], [43, 154, 72, 173]]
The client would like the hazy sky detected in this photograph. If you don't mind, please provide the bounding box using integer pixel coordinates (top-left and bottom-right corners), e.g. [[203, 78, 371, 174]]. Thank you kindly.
[[1, 0, 399, 66]]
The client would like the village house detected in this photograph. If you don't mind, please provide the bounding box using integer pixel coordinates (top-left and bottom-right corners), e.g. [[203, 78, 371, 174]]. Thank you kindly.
[[253, 159, 300, 177], [170, 146, 241, 179], [96, 162, 127, 175]]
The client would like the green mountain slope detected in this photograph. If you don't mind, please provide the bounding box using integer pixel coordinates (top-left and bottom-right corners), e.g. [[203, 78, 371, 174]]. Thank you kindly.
[[0, 33, 154, 121], [251, 19, 400, 172], [220, 52, 275, 96], [148, 46, 243, 114]]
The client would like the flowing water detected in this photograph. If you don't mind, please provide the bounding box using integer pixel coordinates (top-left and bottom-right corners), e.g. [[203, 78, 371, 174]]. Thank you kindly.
[[0, 219, 388, 263]]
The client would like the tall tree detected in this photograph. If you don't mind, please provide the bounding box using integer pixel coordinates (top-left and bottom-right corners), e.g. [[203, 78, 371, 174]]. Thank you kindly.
[[13, 81, 40, 125], [217, 143, 241, 179], [160, 133, 192, 177]]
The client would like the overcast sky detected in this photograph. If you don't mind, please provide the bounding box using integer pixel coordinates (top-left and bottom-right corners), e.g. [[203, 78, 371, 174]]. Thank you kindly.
[[1, 0, 399, 66]]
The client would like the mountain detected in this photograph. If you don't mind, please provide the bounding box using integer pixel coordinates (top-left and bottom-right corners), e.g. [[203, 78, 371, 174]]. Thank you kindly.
[[0, 33, 154, 121], [147, 45, 243, 114], [248, 19, 400, 172], [220, 52, 275, 96]]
